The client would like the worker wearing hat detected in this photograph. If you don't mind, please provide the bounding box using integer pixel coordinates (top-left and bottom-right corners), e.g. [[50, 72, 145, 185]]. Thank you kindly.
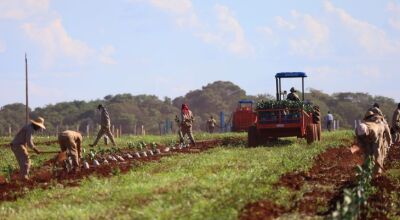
[[90, 104, 116, 147], [58, 130, 83, 172], [11, 117, 45, 180], [369, 103, 384, 118], [286, 87, 300, 101], [356, 110, 392, 175]]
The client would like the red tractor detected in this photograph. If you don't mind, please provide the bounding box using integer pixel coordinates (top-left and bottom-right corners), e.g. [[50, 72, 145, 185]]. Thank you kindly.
[[248, 72, 320, 146], [231, 100, 257, 132]]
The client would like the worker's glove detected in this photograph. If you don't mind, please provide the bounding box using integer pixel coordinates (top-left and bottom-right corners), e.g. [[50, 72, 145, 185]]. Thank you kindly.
[[33, 148, 41, 154]]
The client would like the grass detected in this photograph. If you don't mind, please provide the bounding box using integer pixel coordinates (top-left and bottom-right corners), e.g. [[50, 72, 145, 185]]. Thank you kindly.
[[0, 130, 354, 220], [0, 132, 246, 176]]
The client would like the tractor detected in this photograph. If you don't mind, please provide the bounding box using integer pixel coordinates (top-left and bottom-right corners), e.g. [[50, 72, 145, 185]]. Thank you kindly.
[[231, 100, 257, 132], [247, 72, 320, 146]]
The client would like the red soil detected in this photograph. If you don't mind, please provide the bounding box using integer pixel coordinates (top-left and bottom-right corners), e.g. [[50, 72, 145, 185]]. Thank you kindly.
[[240, 144, 364, 219], [0, 137, 244, 202]]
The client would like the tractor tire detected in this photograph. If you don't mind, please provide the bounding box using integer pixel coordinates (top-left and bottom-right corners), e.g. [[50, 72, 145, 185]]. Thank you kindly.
[[248, 125, 258, 147], [306, 124, 316, 144], [316, 124, 321, 141]]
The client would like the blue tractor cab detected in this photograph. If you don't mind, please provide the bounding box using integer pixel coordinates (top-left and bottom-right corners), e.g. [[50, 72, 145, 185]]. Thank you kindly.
[[275, 72, 307, 101]]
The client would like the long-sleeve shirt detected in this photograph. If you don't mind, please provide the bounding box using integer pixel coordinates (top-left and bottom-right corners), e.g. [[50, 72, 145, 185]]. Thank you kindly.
[[12, 124, 36, 149], [100, 108, 111, 128], [181, 110, 194, 126]]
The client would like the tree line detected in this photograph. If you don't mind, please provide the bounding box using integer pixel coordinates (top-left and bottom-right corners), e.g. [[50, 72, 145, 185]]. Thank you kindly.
[[0, 81, 397, 136]]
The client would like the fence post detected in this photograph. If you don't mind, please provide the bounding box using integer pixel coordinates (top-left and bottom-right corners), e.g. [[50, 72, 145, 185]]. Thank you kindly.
[[134, 124, 137, 135], [220, 112, 225, 133], [86, 125, 90, 137]]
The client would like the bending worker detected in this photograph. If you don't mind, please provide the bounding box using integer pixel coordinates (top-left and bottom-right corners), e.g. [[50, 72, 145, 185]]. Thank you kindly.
[[90, 104, 116, 147], [58, 130, 83, 172], [11, 117, 45, 180], [356, 110, 392, 175]]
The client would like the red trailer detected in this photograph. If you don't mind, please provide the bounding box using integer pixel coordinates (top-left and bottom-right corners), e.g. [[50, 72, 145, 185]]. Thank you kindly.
[[231, 100, 257, 132], [248, 72, 320, 146]]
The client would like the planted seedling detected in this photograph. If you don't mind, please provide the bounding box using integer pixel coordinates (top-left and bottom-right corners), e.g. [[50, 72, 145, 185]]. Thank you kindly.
[[2, 165, 14, 183], [151, 142, 161, 154]]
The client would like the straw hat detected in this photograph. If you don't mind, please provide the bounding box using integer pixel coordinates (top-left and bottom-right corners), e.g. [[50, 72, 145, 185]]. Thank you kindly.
[[31, 117, 46, 129]]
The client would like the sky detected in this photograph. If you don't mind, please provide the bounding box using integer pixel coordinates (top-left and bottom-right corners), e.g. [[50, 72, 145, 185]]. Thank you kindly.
[[0, 0, 399, 108]]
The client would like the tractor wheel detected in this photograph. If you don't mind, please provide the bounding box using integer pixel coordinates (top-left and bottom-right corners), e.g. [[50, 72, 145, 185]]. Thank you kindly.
[[316, 124, 321, 141], [306, 124, 316, 144], [248, 125, 258, 147]]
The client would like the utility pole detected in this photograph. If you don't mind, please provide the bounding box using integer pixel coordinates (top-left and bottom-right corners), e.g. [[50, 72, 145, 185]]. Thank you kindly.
[[25, 53, 29, 124]]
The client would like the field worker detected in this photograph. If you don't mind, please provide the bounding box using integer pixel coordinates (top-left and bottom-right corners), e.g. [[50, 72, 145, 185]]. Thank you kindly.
[[326, 111, 334, 132], [356, 111, 392, 175], [391, 103, 400, 144], [312, 105, 322, 141], [368, 103, 391, 144], [58, 130, 83, 172], [286, 87, 300, 101], [207, 116, 217, 133], [11, 117, 45, 180], [90, 104, 116, 147], [178, 104, 196, 146], [369, 103, 384, 118]]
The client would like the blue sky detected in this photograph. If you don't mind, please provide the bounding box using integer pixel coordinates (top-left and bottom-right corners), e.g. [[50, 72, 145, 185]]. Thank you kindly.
[[0, 0, 399, 108]]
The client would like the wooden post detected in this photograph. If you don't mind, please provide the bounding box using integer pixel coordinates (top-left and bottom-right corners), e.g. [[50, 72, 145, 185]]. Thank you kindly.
[[25, 53, 29, 124], [116, 129, 119, 138], [8, 125, 11, 137], [76, 124, 80, 132], [112, 125, 115, 135], [141, 125, 145, 136], [86, 125, 90, 137], [119, 125, 122, 137]]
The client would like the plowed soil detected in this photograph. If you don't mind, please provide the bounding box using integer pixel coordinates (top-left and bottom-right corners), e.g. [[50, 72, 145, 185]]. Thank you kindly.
[[240, 144, 364, 219], [0, 138, 244, 203], [362, 144, 400, 219]]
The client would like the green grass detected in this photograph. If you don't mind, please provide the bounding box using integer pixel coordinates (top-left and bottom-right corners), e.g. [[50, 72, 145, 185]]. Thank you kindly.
[[0, 130, 353, 220], [0, 132, 246, 176]]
